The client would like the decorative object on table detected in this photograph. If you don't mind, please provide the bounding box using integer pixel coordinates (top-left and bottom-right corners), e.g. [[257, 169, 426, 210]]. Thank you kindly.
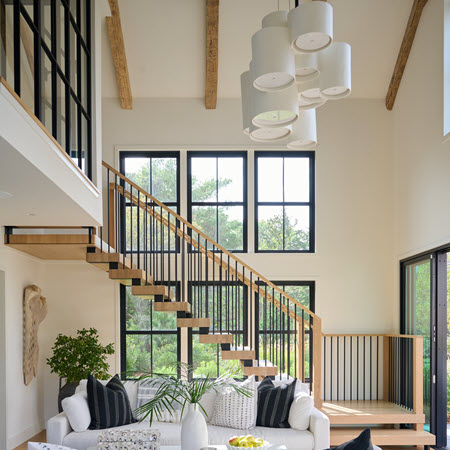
[[27, 443, 76, 450], [256, 377, 296, 428], [325, 428, 372, 450], [97, 429, 160, 450], [23, 285, 47, 385], [240, 2, 351, 148], [227, 435, 269, 449], [46, 328, 114, 412], [87, 374, 137, 430], [135, 363, 252, 450]]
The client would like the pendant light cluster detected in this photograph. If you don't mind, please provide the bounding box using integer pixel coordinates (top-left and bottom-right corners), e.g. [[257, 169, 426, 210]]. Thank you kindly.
[[240, 1, 351, 149]]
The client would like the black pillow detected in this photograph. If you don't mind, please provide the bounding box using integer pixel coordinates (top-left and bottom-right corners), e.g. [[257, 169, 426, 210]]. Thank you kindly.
[[87, 374, 137, 430], [256, 377, 297, 428], [328, 428, 373, 450]]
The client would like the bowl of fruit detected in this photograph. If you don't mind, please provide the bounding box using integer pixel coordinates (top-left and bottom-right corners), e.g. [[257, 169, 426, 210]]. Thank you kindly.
[[227, 435, 270, 449]]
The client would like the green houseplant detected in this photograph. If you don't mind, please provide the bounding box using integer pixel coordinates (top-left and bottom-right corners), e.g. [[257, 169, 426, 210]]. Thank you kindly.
[[47, 328, 114, 412]]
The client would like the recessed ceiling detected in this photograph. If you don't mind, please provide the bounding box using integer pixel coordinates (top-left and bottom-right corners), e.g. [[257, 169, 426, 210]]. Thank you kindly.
[[101, 0, 413, 100]]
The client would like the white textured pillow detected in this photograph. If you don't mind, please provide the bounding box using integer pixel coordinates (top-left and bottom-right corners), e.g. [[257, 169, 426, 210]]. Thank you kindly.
[[61, 391, 91, 432], [199, 389, 217, 422], [288, 393, 313, 431], [210, 376, 257, 430]]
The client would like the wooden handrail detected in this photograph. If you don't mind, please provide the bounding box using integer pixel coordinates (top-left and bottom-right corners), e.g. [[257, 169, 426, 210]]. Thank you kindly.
[[103, 161, 318, 320], [322, 333, 423, 339]]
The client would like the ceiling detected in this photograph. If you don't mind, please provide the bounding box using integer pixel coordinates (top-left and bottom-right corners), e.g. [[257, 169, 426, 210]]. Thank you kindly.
[[101, 0, 413, 100]]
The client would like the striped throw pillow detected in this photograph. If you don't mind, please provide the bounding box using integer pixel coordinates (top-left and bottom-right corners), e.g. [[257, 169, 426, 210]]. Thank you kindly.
[[87, 374, 137, 430], [256, 377, 297, 428]]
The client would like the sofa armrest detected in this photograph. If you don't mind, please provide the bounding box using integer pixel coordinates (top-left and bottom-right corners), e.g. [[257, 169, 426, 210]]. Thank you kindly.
[[309, 407, 330, 450], [46, 412, 73, 445]]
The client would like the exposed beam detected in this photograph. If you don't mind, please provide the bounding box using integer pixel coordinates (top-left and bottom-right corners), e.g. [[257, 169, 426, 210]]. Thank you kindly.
[[205, 0, 219, 109], [106, 0, 132, 110], [385, 0, 428, 110]]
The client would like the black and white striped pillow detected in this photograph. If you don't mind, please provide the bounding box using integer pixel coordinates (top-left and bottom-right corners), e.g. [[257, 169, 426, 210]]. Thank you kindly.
[[87, 374, 137, 430], [256, 377, 297, 428]]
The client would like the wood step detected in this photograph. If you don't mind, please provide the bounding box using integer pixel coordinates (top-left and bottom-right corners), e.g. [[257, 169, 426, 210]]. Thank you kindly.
[[330, 428, 435, 446], [177, 318, 211, 328], [323, 400, 425, 425], [131, 285, 174, 300], [109, 269, 152, 286], [222, 348, 255, 360], [241, 360, 278, 377], [154, 301, 191, 313], [199, 333, 233, 344], [86, 252, 135, 271]]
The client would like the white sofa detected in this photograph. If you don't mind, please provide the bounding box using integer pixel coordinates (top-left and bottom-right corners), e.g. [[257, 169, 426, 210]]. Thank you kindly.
[[47, 380, 330, 450]]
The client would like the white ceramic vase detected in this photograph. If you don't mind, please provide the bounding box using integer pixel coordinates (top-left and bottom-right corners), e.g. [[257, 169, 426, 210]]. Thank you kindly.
[[181, 403, 208, 450]]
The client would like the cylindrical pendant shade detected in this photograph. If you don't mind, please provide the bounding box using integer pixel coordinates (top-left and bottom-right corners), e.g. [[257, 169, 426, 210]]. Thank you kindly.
[[262, 10, 288, 28], [319, 42, 351, 100], [298, 77, 322, 103], [249, 122, 292, 142], [240, 70, 251, 135], [288, 2, 333, 53], [295, 53, 319, 83], [251, 83, 299, 128], [287, 110, 317, 149], [251, 26, 295, 92], [299, 96, 326, 111]]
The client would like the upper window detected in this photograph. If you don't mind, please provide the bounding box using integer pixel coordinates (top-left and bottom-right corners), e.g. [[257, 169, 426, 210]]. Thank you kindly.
[[187, 152, 247, 252], [255, 152, 315, 253]]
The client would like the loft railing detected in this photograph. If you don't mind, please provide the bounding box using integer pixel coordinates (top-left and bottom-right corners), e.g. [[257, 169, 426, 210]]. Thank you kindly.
[[0, 0, 92, 179], [101, 161, 323, 407]]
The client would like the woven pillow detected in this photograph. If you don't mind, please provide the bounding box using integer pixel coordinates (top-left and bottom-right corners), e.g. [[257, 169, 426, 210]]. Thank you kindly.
[[210, 376, 257, 430]]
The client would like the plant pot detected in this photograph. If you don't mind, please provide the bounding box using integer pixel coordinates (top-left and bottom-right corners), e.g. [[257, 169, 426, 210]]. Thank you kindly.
[[58, 380, 79, 413], [181, 403, 208, 450]]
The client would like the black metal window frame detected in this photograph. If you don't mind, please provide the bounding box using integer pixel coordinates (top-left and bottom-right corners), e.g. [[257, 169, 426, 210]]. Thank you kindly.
[[5, 0, 92, 179], [254, 151, 315, 253], [187, 151, 248, 253], [120, 282, 182, 380], [119, 151, 181, 254]]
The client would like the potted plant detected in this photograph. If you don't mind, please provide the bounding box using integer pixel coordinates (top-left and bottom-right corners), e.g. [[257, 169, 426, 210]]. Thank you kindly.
[[47, 328, 114, 412], [135, 364, 252, 450]]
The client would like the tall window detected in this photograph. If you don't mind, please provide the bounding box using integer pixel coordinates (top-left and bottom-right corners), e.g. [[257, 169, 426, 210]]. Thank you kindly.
[[120, 151, 180, 253], [188, 152, 247, 252], [120, 284, 179, 378], [0, 0, 92, 178], [255, 152, 315, 252]]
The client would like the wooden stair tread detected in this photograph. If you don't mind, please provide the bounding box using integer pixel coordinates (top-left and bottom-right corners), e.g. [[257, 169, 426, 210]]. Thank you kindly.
[[199, 333, 233, 344], [241, 360, 278, 377], [177, 318, 211, 328], [330, 428, 435, 446], [222, 348, 255, 360], [86, 252, 135, 271], [154, 301, 191, 313], [131, 285, 174, 300], [323, 400, 425, 425], [109, 269, 152, 286]]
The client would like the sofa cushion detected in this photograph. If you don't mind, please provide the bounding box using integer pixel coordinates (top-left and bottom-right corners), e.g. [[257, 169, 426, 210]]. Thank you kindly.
[[61, 391, 91, 432], [288, 393, 314, 431], [87, 375, 136, 430], [326, 428, 373, 449]]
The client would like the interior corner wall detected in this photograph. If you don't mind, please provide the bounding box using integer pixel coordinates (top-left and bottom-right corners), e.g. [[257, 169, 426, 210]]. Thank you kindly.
[[102, 96, 396, 334]]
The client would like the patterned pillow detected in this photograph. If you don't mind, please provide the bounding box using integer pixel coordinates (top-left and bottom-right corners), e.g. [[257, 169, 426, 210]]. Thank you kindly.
[[210, 376, 257, 430]]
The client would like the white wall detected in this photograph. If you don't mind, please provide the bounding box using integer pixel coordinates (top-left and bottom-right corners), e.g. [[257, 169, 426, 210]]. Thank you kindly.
[[102, 96, 396, 333], [0, 270, 7, 450]]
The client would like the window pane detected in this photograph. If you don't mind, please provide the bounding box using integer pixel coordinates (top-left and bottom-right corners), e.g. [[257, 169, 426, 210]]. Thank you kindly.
[[192, 206, 217, 246], [283, 285, 310, 310], [217, 157, 243, 202], [152, 333, 178, 373], [191, 157, 216, 203], [56, 1, 65, 69], [42, 1, 52, 49], [80, 47, 88, 109], [192, 334, 218, 378], [124, 158, 150, 192], [258, 157, 283, 202], [152, 157, 177, 203], [126, 290, 151, 331], [69, 22, 77, 91], [258, 205, 283, 251], [126, 335, 152, 375], [218, 206, 243, 250], [284, 206, 310, 251], [284, 157, 310, 202]]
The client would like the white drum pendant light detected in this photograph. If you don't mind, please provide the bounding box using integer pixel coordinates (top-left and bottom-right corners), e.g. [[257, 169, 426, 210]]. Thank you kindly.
[[287, 1, 333, 53], [298, 77, 322, 104], [251, 25, 295, 92], [240, 71, 251, 135], [262, 10, 288, 28], [251, 83, 299, 128], [295, 53, 319, 83], [249, 122, 292, 142], [298, 95, 326, 111], [287, 110, 317, 149], [319, 42, 351, 100]]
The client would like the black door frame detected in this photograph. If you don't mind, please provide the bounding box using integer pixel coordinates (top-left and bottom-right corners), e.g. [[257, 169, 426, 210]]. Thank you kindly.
[[400, 246, 448, 447]]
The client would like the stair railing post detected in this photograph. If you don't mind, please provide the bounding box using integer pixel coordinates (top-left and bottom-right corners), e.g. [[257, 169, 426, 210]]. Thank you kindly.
[[383, 336, 390, 402], [412, 335, 424, 431], [312, 316, 323, 409]]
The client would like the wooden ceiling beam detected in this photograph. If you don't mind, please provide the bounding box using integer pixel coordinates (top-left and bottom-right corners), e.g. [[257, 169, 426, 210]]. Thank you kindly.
[[106, 0, 132, 110], [205, 0, 219, 109], [385, 0, 428, 110]]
